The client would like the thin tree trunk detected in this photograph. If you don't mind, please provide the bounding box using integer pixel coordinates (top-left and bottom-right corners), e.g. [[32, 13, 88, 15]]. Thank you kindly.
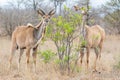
[[86, 0, 90, 25], [59, 2, 62, 16]]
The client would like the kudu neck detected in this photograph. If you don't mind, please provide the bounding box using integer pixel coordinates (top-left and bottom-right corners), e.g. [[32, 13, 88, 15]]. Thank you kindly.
[[34, 20, 47, 40]]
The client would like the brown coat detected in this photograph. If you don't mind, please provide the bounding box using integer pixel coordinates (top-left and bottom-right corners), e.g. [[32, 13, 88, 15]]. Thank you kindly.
[[85, 25, 105, 48]]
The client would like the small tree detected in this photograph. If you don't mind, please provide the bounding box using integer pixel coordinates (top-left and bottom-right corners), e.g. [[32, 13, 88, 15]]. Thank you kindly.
[[46, 6, 82, 74]]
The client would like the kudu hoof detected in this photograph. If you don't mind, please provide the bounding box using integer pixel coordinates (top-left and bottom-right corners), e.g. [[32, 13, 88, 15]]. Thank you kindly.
[[92, 70, 101, 74], [93, 70, 97, 73]]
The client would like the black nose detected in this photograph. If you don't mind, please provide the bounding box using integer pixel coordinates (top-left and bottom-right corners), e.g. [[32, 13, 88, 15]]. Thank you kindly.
[[46, 20, 49, 22]]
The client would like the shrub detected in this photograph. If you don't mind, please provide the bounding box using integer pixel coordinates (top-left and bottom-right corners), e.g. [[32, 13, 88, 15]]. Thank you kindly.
[[40, 50, 55, 63]]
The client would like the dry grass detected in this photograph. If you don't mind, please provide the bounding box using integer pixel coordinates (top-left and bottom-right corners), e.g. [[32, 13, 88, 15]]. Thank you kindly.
[[0, 35, 120, 80]]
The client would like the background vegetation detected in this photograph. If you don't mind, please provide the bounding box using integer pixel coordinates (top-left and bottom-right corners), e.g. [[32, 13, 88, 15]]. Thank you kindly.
[[0, 0, 120, 36]]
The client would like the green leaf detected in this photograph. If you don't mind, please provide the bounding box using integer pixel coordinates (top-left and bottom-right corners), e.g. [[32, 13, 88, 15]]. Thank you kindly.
[[57, 20, 62, 26]]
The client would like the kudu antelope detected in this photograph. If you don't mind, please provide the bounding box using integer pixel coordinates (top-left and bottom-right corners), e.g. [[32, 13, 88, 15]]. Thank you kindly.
[[74, 5, 105, 72], [9, 9, 55, 71], [80, 25, 105, 72]]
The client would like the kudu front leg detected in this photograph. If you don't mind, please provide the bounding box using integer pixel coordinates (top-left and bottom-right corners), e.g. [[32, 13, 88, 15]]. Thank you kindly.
[[86, 47, 90, 71], [18, 48, 24, 71], [26, 48, 31, 71], [32, 46, 38, 72], [80, 48, 84, 66], [9, 44, 17, 69]]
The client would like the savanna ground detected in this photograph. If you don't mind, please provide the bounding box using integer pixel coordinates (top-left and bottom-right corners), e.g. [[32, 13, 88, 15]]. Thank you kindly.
[[0, 35, 120, 80]]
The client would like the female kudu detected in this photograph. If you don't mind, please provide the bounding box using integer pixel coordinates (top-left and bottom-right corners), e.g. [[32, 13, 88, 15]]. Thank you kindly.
[[74, 5, 105, 72], [80, 25, 105, 72], [9, 9, 55, 71]]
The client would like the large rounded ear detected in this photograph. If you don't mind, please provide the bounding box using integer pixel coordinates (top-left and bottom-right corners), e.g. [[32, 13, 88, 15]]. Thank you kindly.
[[48, 9, 55, 17], [37, 9, 45, 16]]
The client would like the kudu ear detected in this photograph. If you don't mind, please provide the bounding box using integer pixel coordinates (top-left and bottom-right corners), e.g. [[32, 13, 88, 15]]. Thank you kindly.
[[48, 9, 55, 17], [37, 9, 45, 16]]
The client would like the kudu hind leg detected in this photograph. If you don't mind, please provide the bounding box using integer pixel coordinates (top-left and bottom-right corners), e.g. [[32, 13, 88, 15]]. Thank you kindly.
[[9, 44, 17, 69], [93, 47, 99, 72], [97, 44, 103, 72], [98, 43, 102, 60], [80, 48, 84, 65]]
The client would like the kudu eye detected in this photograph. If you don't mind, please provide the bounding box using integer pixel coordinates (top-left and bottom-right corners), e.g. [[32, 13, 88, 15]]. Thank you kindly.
[[43, 16, 45, 18]]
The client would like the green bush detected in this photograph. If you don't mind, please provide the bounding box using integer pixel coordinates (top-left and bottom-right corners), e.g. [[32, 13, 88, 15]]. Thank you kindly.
[[54, 55, 69, 65], [44, 6, 83, 73], [40, 50, 55, 63]]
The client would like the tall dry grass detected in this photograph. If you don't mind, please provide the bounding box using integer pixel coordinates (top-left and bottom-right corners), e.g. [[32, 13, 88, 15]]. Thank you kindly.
[[0, 35, 120, 80]]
